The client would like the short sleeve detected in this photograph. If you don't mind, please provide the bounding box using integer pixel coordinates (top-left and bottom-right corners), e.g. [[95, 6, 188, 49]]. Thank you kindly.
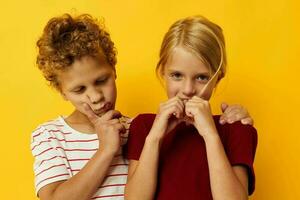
[[31, 126, 70, 195], [225, 122, 258, 195], [123, 114, 152, 160]]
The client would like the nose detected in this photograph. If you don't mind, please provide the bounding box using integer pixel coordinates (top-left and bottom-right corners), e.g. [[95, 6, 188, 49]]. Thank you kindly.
[[87, 88, 103, 104], [181, 79, 196, 98]]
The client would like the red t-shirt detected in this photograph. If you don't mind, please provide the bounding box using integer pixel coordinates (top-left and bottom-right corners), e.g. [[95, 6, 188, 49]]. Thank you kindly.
[[124, 114, 257, 200]]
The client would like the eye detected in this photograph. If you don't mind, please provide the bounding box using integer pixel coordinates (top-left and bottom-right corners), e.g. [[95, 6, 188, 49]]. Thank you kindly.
[[95, 77, 108, 85], [170, 72, 183, 80], [196, 75, 210, 83], [73, 86, 85, 94]]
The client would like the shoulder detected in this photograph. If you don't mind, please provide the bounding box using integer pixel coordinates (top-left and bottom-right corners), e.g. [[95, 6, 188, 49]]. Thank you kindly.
[[130, 113, 156, 130], [213, 115, 257, 139], [128, 113, 156, 137], [31, 117, 70, 143], [133, 113, 156, 122], [225, 121, 257, 141]]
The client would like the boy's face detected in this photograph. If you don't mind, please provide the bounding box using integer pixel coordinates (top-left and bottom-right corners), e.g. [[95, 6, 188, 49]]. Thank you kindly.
[[58, 56, 117, 117], [163, 47, 218, 101]]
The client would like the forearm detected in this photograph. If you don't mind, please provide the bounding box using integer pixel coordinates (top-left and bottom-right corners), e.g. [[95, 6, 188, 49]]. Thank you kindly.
[[47, 150, 115, 200], [203, 133, 248, 200], [125, 135, 161, 200]]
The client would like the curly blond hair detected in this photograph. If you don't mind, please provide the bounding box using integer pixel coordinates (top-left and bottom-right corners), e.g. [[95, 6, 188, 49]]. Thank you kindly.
[[36, 13, 117, 90]]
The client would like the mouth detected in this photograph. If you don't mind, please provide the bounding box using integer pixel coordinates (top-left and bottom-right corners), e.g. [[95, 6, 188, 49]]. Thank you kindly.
[[93, 102, 112, 115]]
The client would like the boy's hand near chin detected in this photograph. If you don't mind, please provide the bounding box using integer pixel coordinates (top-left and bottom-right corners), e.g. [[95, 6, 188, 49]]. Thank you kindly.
[[82, 103, 125, 155]]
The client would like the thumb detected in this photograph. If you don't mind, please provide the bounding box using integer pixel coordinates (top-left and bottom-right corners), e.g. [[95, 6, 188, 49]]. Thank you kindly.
[[221, 102, 228, 113]]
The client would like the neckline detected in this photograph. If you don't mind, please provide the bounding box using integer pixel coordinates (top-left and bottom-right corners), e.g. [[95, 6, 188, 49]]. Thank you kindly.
[[58, 116, 97, 136]]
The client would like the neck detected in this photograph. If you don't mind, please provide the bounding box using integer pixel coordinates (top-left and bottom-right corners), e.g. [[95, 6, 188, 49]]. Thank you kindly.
[[65, 110, 95, 133]]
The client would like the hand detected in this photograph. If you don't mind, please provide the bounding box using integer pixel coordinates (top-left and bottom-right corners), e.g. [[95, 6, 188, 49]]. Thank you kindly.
[[219, 102, 254, 125], [150, 96, 184, 140], [82, 103, 125, 154], [185, 96, 217, 138]]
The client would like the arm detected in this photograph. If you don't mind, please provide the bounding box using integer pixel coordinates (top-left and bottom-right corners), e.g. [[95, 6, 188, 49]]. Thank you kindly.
[[125, 97, 184, 200], [38, 107, 125, 200], [125, 135, 161, 200], [39, 149, 116, 200], [186, 97, 250, 200], [203, 133, 249, 200]]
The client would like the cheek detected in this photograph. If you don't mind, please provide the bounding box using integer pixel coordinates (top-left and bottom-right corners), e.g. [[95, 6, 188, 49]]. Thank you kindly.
[[67, 94, 88, 107], [200, 89, 213, 100], [165, 80, 179, 98], [197, 82, 217, 100], [103, 81, 117, 101]]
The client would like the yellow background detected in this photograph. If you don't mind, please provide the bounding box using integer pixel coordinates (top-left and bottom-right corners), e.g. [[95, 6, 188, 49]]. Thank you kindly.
[[0, 0, 299, 199]]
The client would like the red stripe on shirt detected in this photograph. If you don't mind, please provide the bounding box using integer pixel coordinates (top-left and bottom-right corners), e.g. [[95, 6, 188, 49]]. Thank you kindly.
[[32, 129, 72, 139], [55, 147, 98, 151], [34, 147, 53, 157], [39, 156, 67, 166], [48, 130, 72, 134], [36, 164, 67, 177], [36, 173, 69, 188], [31, 140, 51, 151], [32, 131, 44, 138], [105, 173, 128, 178], [48, 137, 98, 143]]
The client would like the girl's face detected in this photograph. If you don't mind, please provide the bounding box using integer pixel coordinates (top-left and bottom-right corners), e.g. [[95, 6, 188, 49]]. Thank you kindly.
[[163, 47, 218, 101], [58, 56, 117, 117]]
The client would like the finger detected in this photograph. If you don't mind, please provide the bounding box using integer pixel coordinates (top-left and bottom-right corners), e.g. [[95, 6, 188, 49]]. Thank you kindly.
[[191, 96, 204, 101], [241, 117, 254, 125], [224, 108, 248, 123], [221, 102, 229, 113], [82, 103, 99, 124], [219, 116, 226, 124], [101, 110, 122, 121], [221, 107, 246, 121], [222, 109, 244, 124], [164, 103, 184, 119], [185, 102, 197, 117], [162, 100, 184, 118], [115, 123, 126, 134], [222, 104, 242, 115], [108, 118, 121, 125]]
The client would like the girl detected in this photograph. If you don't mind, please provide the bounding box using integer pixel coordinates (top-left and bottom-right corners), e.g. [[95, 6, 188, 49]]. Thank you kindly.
[[31, 13, 254, 200], [125, 16, 257, 200]]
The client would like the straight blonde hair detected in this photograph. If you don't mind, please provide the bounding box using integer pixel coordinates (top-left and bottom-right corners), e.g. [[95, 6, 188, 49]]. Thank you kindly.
[[156, 16, 227, 84]]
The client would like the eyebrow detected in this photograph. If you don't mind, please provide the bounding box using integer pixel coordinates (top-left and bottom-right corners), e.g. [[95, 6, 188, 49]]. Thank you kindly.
[[68, 73, 111, 91], [167, 69, 211, 76]]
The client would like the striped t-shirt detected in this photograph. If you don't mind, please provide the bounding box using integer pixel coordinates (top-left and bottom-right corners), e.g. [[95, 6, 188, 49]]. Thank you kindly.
[[31, 116, 130, 199]]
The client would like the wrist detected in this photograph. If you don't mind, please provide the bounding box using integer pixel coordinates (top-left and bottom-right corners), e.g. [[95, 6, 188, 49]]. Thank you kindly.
[[145, 134, 163, 147], [97, 147, 117, 158], [202, 130, 220, 143]]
